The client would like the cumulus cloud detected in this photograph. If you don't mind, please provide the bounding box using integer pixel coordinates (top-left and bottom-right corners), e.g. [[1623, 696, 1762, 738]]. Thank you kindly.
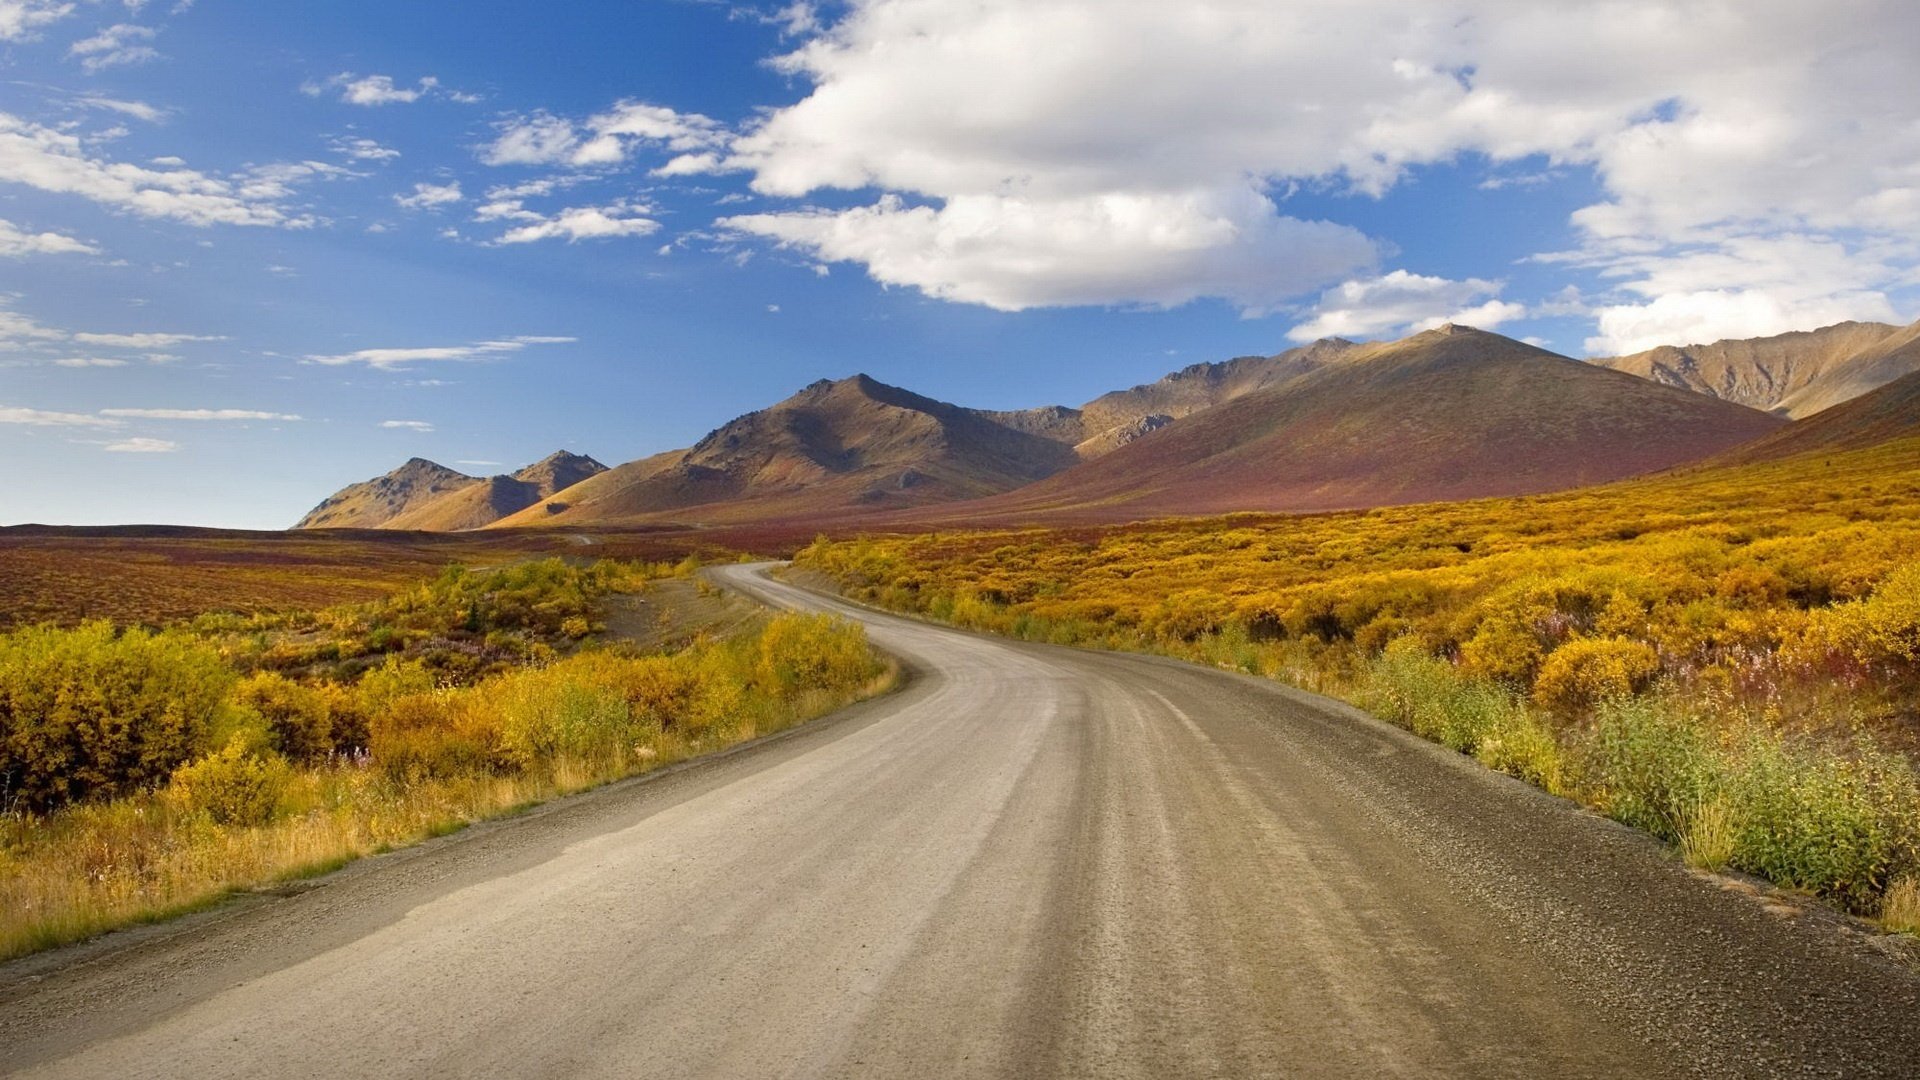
[[69, 23, 158, 72], [725, 189, 1374, 312], [480, 101, 726, 169], [491, 200, 660, 245], [0, 1, 75, 41], [0, 111, 314, 227], [331, 136, 398, 162], [1287, 271, 1527, 342], [305, 335, 576, 371], [103, 436, 176, 452], [704, 0, 1920, 334], [0, 217, 97, 257], [304, 73, 469, 107], [394, 181, 462, 210]]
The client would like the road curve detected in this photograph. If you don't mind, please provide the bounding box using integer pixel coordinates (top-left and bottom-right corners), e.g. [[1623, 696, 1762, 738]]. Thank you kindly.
[[3, 563, 1917, 1078]]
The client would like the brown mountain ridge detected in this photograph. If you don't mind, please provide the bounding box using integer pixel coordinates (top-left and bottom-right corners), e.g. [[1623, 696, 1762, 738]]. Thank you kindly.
[[300, 319, 1920, 532]]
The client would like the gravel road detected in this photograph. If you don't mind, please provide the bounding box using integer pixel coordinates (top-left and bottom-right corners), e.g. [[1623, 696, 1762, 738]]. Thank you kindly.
[[2, 562, 1916, 1078]]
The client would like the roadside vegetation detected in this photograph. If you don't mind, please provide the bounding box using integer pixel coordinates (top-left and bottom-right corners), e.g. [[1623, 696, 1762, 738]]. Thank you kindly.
[[0, 558, 891, 960], [796, 436, 1920, 927]]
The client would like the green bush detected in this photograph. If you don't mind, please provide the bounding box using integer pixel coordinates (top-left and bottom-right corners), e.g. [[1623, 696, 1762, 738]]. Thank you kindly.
[[1586, 696, 1720, 841], [0, 622, 235, 812], [1720, 737, 1919, 910], [168, 739, 289, 826]]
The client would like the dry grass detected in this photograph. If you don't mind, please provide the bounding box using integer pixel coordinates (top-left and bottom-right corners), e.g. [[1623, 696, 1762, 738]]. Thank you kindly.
[[0, 657, 899, 961], [1882, 877, 1920, 935], [1681, 798, 1740, 872]]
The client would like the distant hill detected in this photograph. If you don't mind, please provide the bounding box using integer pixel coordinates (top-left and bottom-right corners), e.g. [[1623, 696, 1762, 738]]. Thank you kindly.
[[296, 451, 604, 530], [941, 325, 1789, 522], [1077, 338, 1357, 448], [1714, 367, 1920, 465], [1589, 320, 1919, 417], [381, 452, 608, 531], [493, 375, 1082, 527], [295, 458, 482, 529]]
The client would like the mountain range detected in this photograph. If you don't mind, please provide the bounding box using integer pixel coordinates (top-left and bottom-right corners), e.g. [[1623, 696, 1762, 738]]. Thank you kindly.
[[295, 318, 1920, 532], [1588, 320, 1920, 417]]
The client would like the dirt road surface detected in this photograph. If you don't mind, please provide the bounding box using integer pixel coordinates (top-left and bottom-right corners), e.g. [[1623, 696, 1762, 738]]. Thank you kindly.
[[3, 563, 1916, 1078]]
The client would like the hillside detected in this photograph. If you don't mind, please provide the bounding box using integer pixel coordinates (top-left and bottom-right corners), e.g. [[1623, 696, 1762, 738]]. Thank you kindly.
[[295, 458, 481, 529], [296, 451, 605, 531], [938, 325, 1788, 522], [1589, 320, 1918, 417], [1075, 338, 1356, 454], [381, 452, 609, 531], [493, 375, 1083, 527], [1715, 367, 1920, 464]]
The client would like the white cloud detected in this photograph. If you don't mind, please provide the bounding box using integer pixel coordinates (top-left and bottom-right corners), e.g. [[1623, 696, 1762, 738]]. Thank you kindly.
[[726, 189, 1375, 312], [705, 0, 1920, 331], [394, 181, 462, 210], [0, 405, 119, 427], [305, 73, 465, 107], [0, 111, 311, 227], [73, 330, 222, 348], [1576, 234, 1906, 353], [306, 335, 575, 371], [1587, 291, 1900, 356], [492, 200, 660, 245], [0, 217, 97, 257], [380, 419, 434, 431], [0, 1, 74, 41], [75, 95, 167, 123], [331, 136, 398, 162], [69, 23, 158, 72], [103, 436, 176, 452], [1287, 271, 1526, 342], [99, 408, 300, 421], [480, 102, 726, 169]]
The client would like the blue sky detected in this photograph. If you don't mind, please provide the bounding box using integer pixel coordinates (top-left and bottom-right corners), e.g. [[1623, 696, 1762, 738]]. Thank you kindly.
[[2, 0, 1916, 528]]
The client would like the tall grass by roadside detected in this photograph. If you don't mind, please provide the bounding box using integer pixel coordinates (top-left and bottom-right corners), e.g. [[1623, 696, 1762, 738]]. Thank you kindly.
[[0, 611, 893, 962], [792, 433, 1920, 932], [1357, 654, 1920, 914]]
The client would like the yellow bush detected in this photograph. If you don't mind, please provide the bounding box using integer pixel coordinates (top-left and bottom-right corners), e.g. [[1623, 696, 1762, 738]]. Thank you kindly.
[[1534, 637, 1660, 711], [231, 672, 334, 762], [0, 622, 235, 811], [168, 739, 289, 826]]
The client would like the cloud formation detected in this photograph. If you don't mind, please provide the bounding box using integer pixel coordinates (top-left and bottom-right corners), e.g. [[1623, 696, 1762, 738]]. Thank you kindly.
[[0, 216, 97, 257], [1287, 271, 1526, 342], [704, 0, 1920, 336], [0, 110, 317, 227], [305, 335, 576, 371], [69, 23, 158, 72], [481, 101, 725, 169]]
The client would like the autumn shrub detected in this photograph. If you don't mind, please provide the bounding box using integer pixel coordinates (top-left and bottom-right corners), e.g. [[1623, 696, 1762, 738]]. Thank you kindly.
[[231, 672, 334, 762], [491, 662, 634, 770], [1359, 640, 1511, 753], [1533, 637, 1660, 712], [167, 739, 290, 826], [0, 622, 235, 811], [367, 691, 503, 780]]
